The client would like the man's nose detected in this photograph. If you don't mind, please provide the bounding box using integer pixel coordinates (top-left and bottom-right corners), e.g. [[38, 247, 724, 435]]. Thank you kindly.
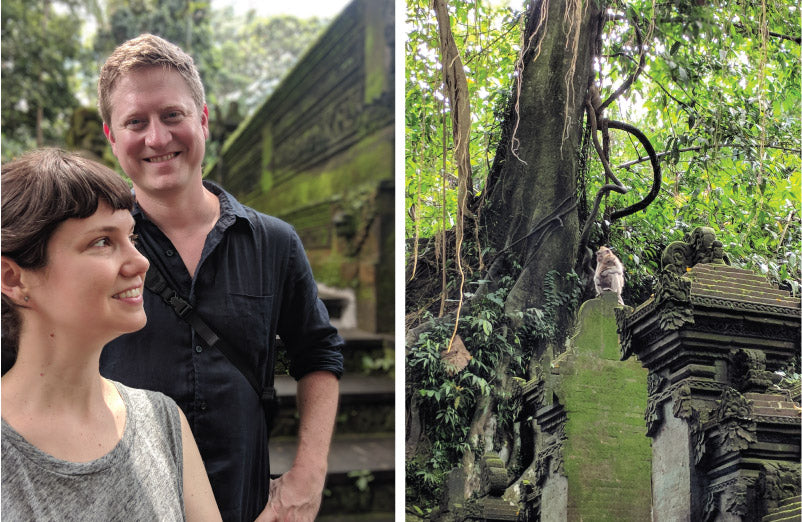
[[145, 120, 171, 149]]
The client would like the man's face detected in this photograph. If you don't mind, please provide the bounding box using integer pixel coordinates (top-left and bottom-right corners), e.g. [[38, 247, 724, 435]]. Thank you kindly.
[[104, 67, 209, 199]]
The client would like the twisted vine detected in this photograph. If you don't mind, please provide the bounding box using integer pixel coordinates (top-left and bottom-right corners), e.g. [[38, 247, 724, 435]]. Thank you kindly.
[[577, 13, 661, 267]]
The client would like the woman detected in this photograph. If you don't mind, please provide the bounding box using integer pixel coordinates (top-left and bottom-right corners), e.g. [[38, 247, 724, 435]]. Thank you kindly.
[[1, 148, 221, 521]]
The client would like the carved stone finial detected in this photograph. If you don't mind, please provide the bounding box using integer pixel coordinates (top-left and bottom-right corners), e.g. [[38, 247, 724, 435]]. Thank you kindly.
[[661, 241, 692, 275], [687, 226, 726, 265], [660, 226, 728, 275]]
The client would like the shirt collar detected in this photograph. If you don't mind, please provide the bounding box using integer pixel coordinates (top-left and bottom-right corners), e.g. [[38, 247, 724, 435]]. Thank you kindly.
[[131, 181, 255, 231]]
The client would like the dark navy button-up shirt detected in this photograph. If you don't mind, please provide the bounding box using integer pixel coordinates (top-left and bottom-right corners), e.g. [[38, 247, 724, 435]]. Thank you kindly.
[[100, 182, 344, 522]]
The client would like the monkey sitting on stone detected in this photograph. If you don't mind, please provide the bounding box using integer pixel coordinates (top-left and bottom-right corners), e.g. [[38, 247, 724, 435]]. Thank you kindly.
[[594, 246, 625, 305]]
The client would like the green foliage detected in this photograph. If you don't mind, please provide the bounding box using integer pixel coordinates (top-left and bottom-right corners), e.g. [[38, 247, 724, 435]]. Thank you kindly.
[[407, 268, 570, 509], [519, 270, 583, 346], [407, 0, 801, 298], [405, 0, 524, 240], [347, 470, 375, 493], [93, 0, 213, 61], [593, 0, 801, 293], [1, 0, 84, 159], [205, 10, 329, 114]]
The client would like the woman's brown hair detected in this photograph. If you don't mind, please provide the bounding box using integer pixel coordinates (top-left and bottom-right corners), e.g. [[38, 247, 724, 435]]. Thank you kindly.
[[1, 148, 135, 371]]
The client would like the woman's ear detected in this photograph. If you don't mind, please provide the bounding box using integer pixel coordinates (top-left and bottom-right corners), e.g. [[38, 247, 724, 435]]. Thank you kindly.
[[1, 256, 29, 305]]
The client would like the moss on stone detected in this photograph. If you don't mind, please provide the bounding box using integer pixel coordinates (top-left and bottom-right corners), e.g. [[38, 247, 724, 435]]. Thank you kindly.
[[553, 294, 652, 521]]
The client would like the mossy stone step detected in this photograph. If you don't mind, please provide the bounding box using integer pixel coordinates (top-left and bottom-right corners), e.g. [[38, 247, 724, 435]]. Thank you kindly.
[[271, 373, 394, 436], [688, 264, 801, 309], [762, 495, 801, 521], [269, 434, 395, 476]]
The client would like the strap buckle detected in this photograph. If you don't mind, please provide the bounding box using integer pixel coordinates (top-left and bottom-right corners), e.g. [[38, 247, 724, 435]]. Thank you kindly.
[[168, 294, 193, 318]]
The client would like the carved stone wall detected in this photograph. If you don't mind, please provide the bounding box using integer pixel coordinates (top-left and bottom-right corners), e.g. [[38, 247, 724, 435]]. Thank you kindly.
[[205, 0, 394, 333]]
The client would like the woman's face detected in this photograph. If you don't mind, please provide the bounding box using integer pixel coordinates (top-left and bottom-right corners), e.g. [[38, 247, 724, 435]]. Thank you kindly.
[[24, 202, 149, 343]]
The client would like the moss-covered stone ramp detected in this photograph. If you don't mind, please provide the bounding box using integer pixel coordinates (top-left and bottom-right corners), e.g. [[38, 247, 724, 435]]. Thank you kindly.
[[549, 292, 651, 521]]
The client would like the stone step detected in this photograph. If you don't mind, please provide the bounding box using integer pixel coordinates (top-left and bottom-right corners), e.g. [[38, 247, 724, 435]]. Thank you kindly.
[[337, 328, 395, 374], [778, 495, 801, 508], [693, 280, 793, 300], [270, 328, 395, 516], [274, 327, 394, 376], [270, 434, 394, 475], [762, 495, 801, 522], [763, 504, 801, 522], [321, 295, 349, 320], [692, 288, 801, 309], [744, 393, 802, 420], [318, 514, 394, 522], [271, 373, 394, 436], [777, 495, 802, 508]]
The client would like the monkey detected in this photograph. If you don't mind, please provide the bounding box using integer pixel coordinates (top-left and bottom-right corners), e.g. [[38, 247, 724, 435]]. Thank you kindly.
[[594, 246, 625, 305]]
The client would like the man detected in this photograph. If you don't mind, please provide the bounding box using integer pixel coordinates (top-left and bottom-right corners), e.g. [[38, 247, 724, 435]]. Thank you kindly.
[[97, 34, 344, 522]]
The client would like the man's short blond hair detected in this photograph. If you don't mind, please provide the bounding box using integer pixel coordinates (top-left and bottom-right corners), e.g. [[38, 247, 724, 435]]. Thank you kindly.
[[97, 34, 206, 126]]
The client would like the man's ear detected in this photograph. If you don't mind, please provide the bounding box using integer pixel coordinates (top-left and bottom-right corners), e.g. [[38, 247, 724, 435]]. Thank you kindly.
[[1, 256, 30, 305], [103, 122, 115, 144], [201, 104, 210, 140]]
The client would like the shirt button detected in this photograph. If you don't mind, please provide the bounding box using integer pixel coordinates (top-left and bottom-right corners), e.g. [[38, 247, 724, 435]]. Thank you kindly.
[[195, 345, 203, 353], [165, 249, 175, 256], [199, 401, 207, 411]]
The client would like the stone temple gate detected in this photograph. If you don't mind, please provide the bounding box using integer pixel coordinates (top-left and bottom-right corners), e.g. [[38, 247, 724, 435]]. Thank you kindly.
[[617, 227, 800, 521], [438, 227, 800, 522]]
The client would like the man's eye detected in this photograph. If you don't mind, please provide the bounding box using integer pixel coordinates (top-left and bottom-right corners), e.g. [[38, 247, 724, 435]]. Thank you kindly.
[[126, 119, 146, 129], [164, 111, 182, 121]]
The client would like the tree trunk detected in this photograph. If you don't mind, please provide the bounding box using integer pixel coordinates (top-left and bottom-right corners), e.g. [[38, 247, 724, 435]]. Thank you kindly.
[[406, 0, 605, 507], [483, 0, 601, 317]]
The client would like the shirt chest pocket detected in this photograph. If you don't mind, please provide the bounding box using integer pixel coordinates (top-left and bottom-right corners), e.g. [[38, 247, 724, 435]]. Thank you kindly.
[[215, 293, 274, 373]]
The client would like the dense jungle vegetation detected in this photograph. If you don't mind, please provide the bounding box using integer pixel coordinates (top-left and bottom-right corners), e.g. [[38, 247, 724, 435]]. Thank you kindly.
[[405, 0, 800, 516]]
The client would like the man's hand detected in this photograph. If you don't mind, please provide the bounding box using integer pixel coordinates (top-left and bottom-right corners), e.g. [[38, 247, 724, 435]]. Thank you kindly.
[[256, 371, 338, 522], [256, 468, 323, 522]]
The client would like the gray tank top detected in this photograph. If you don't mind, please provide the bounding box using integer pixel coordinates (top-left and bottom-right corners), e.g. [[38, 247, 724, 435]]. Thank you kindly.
[[2, 381, 185, 521]]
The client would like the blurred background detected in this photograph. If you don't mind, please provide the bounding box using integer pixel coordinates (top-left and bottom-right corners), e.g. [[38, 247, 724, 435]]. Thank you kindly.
[[1, 0, 395, 519]]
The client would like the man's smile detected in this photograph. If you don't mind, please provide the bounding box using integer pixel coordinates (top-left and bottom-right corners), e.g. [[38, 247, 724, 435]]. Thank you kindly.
[[145, 152, 179, 163]]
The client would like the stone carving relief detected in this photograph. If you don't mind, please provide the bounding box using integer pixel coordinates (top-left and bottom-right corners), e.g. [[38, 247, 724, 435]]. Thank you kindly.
[[731, 348, 778, 393], [761, 461, 801, 510], [534, 426, 565, 488], [654, 271, 694, 332], [479, 453, 509, 497], [714, 387, 757, 455]]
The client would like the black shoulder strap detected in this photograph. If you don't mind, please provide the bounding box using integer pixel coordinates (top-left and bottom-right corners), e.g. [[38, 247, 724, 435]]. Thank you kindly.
[[144, 264, 276, 405]]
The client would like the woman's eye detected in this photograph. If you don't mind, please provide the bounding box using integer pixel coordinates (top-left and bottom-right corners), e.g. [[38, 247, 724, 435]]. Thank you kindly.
[[129, 234, 140, 246], [91, 237, 111, 248]]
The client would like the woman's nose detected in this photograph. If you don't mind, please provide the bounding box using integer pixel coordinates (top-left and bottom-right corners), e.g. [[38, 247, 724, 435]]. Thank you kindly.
[[122, 243, 150, 277]]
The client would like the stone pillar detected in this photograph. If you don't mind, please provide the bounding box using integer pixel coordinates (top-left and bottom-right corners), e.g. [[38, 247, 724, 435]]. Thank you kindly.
[[617, 227, 801, 521], [527, 291, 652, 521]]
